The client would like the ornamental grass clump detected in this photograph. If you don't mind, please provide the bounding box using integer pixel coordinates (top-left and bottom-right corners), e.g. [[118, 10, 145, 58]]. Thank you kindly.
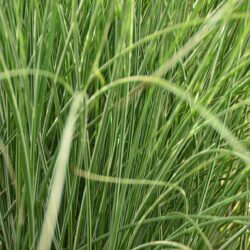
[[0, 0, 250, 249]]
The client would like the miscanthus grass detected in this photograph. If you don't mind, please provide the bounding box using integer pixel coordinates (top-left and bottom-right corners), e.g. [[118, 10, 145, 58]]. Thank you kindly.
[[0, 0, 250, 249]]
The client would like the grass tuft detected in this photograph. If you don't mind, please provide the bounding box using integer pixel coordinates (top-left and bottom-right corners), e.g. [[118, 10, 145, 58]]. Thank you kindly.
[[0, 0, 250, 249]]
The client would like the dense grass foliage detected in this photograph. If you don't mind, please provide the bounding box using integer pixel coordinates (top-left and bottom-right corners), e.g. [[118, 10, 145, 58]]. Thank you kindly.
[[1, 0, 250, 249]]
